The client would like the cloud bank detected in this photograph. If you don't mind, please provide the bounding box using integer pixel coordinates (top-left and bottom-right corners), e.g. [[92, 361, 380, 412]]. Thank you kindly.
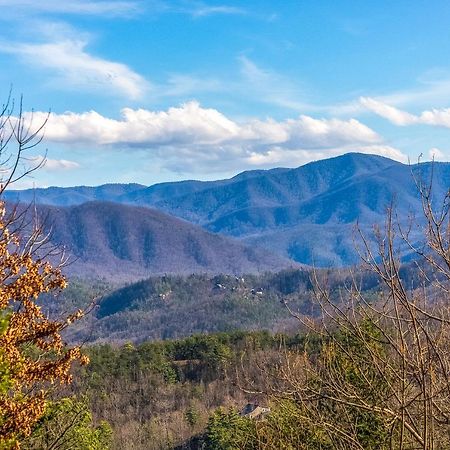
[[30, 101, 379, 148], [21, 101, 407, 173]]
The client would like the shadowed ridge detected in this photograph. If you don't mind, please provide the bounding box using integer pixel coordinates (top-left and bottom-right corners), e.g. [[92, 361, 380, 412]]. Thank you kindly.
[[34, 201, 296, 281]]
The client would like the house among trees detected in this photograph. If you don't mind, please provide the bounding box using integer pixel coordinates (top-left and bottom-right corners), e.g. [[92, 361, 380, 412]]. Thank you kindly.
[[240, 403, 271, 420]]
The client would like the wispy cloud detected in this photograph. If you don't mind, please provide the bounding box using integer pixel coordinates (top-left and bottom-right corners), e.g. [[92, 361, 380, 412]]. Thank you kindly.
[[30, 155, 81, 171], [159, 74, 223, 97], [145, 57, 310, 109], [0, 37, 150, 100], [361, 97, 450, 128], [312, 71, 450, 118], [160, 1, 247, 18], [0, 0, 248, 20], [238, 56, 314, 111], [17, 101, 407, 174], [360, 98, 418, 126], [188, 4, 246, 17], [341, 69, 450, 116], [375, 74, 450, 109], [0, 0, 141, 17]]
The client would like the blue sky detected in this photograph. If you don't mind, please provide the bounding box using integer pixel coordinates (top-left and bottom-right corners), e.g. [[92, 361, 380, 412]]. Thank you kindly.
[[0, 0, 449, 188]]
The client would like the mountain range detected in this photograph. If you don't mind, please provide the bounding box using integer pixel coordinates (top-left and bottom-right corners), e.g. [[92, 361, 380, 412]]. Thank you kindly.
[[5, 153, 449, 272]]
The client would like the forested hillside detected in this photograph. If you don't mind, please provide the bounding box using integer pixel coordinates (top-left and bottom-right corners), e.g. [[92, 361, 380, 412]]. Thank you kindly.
[[44, 267, 389, 344], [67, 331, 280, 449], [29, 202, 295, 280]]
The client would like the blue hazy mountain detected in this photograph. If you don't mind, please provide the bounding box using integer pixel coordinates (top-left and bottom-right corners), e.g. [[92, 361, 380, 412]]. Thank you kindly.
[[33, 202, 295, 281], [6, 153, 449, 266], [4, 183, 146, 206]]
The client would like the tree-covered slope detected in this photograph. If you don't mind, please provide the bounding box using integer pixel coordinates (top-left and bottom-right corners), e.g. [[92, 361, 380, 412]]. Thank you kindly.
[[37, 201, 295, 280], [57, 267, 385, 344]]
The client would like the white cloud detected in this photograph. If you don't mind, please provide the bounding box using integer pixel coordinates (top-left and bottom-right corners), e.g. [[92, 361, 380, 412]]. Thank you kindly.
[[360, 97, 418, 126], [0, 38, 149, 100], [30, 155, 81, 171], [27, 101, 380, 149], [419, 109, 450, 127], [16, 101, 409, 174], [361, 97, 450, 128]]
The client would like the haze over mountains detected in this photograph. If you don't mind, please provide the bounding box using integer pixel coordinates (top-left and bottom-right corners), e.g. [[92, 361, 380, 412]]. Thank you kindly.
[[6, 153, 449, 271]]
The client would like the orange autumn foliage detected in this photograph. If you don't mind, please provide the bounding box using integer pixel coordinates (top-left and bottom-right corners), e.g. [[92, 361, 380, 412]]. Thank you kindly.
[[0, 202, 88, 448]]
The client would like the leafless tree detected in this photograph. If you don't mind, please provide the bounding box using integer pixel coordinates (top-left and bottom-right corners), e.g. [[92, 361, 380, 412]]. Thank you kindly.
[[241, 167, 450, 449], [0, 91, 49, 195]]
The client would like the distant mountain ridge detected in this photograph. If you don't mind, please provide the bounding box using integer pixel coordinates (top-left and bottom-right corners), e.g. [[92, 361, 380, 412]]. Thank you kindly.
[[33, 201, 295, 281], [5, 183, 146, 207], [6, 153, 450, 266], [6, 153, 398, 211]]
